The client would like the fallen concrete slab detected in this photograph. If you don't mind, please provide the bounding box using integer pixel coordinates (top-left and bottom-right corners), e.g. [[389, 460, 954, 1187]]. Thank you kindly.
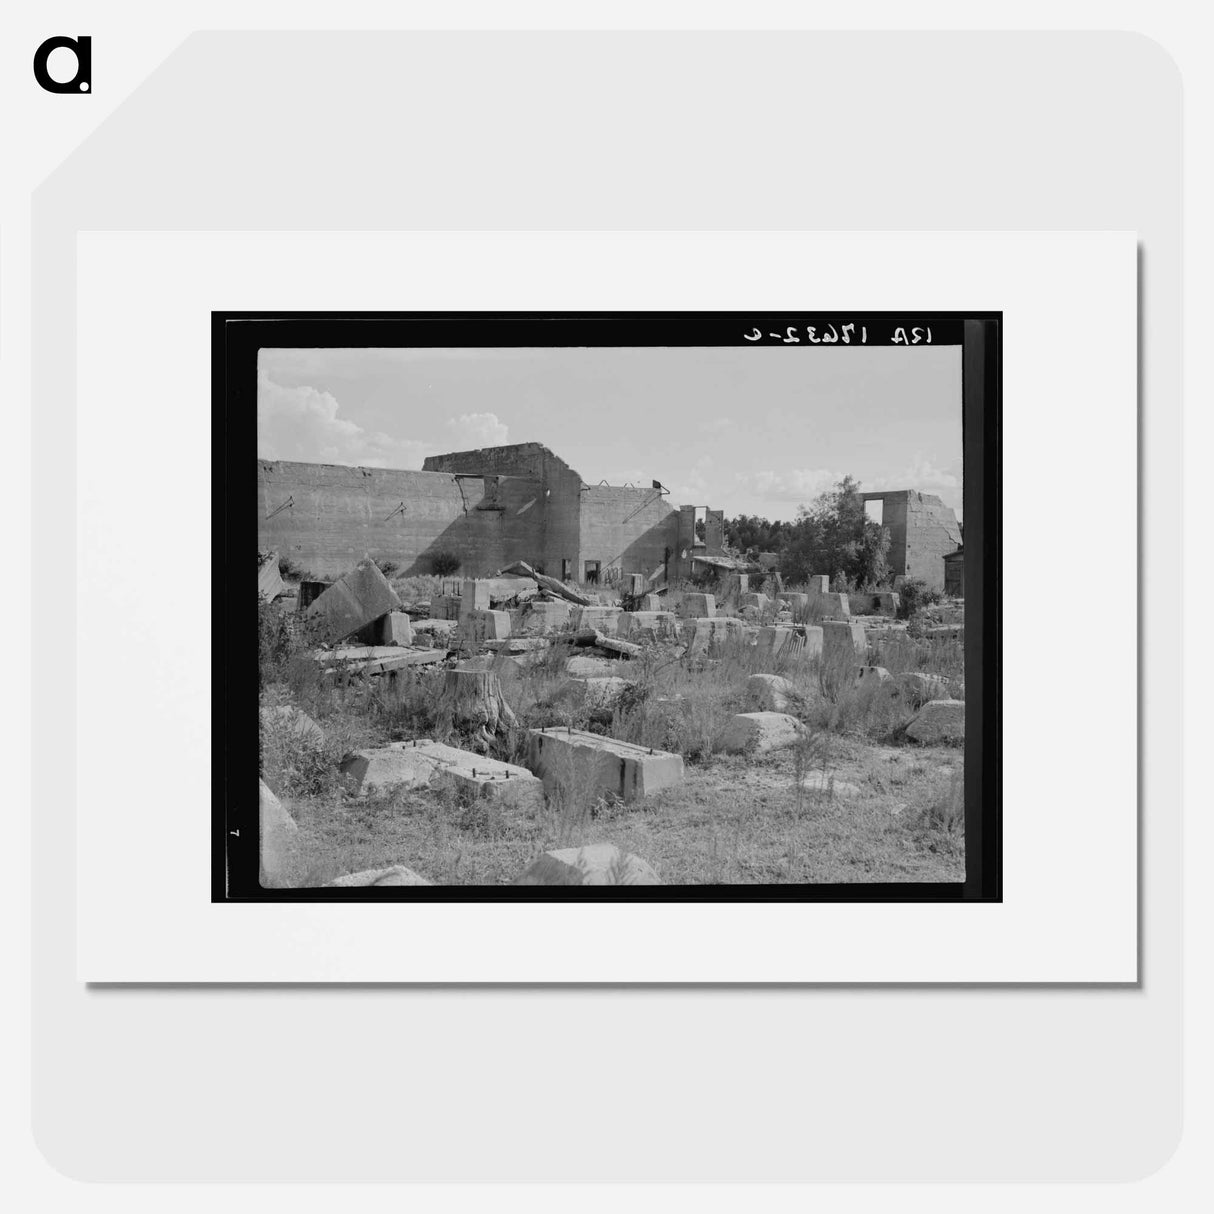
[[318, 646, 447, 676], [496, 560, 595, 606], [527, 727, 684, 802], [341, 738, 545, 818], [306, 558, 402, 643], [905, 699, 966, 743], [720, 711, 807, 755], [746, 673, 807, 713], [897, 671, 952, 705], [565, 655, 621, 678], [514, 843, 661, 885]]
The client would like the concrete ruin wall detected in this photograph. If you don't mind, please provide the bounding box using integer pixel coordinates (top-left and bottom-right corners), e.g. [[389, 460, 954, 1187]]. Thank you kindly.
[[861, 490, 962, 590], [258, 460, 548, 579], [578, 486, 679, 585], [422, 443, 582, 578]]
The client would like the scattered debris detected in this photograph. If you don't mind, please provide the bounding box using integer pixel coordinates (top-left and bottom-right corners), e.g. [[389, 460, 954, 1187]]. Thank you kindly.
[[514, 843, 661, 886]]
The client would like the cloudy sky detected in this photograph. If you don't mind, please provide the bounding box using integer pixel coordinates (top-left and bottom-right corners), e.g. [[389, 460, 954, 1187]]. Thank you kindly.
[[257, 345, 963, 521]]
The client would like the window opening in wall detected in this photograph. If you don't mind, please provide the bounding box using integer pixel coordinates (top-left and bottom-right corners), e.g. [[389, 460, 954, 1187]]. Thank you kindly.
[[864, 499, 884, 526]]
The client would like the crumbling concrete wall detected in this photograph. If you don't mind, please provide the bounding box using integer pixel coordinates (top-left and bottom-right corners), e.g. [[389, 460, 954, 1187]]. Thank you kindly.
[[258, 459, 546, 579], [860, 489, 962, 590], [578, 486, 678, 585], [423, 442, 582, 579]]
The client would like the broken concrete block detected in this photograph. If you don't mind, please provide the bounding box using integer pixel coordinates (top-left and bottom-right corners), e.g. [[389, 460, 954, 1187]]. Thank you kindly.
[[571, 605, 623, 635], [259, 705, 326, 747], [520, 600, 574, 634], [682, 616, 747, 656], [459, 609, 512, 647], [306, 559, 403, 643], [755, 626, 803, 660], [257, 553, 285, 601], [552, 676, 633, 712], [905, 699, 966, 744], [514, 843, 661, 886], [356, 611, 413, 646], [527, 727, 684, 802], [720, 711, 807, 755], [738, 592, 770, 614], [340, 739, 545, 818], [897, 671, 952, 705], [460, 579, 491, 617], [821, 621, 869, 664], [642, 594, 663, 611], [617, 610, 680, 641], [854, 665, 893, 687], [628, 573, 647, 597], [326, 865, 432, 887], [806, 575, 830, 594], [318, 646, 447, 676], [259, 779, 297, 887], [776, 592, 810, 615], [678, 593, 716, 618], [746, 673, 806, 713], [593, 633, 642, 659], [339, 745, 437, 796]]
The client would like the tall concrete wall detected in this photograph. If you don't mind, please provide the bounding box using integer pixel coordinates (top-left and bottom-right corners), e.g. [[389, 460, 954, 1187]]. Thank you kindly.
[[861, 490, 962, 589], [578, 486, 678, 583], [422, 442, 582, 578], [257, 460, 547, 579]]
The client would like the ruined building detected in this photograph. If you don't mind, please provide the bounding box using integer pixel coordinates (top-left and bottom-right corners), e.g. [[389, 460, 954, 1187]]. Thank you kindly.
[[860, 489, 963, 590], [258, 442, 726, 584]]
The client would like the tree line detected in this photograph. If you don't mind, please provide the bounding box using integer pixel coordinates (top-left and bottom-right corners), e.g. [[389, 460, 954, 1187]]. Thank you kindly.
[[724, 475, 892, 590]]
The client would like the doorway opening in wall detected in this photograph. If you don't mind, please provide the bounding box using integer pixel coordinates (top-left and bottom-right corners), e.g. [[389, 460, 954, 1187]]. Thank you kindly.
[[561, 558, 572, 582], [583, 560, 601, 585]]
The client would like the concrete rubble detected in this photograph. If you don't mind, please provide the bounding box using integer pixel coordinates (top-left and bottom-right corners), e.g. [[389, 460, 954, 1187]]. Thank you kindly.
[[326, 865, 432, 887], [306, 558, 403, 644], [905, 699, 966, 743], [720, 711, 807, 755], [514, 843, 661, 886], [528, 727, 684, 802]]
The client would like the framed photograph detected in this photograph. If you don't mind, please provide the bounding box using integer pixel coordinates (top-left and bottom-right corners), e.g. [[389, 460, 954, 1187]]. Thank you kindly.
[[222, 310, 1000, 902]]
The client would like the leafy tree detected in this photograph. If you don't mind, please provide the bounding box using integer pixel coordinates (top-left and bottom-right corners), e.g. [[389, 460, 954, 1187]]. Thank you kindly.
[[781, 476, 890, 588]]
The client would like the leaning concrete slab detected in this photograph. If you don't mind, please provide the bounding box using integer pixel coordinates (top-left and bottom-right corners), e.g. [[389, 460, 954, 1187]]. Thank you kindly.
[[306, 558, 402, 643], [527, 727, 684, 802], [905, 699, 966, 743], [259, 779, 297, 887], [514, 843, 661, 885], [720, 711, 807, 754]]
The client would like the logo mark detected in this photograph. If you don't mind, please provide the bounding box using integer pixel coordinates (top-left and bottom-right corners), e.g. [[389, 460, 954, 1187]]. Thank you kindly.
[[33, 35, 91, 93]]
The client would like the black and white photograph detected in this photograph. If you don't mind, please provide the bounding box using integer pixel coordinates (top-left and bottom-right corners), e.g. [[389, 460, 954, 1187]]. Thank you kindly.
[[228, 312, 999, 898]]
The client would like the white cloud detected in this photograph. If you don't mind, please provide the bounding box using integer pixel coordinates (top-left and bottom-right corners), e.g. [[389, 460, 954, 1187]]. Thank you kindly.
[[256, 369, 432, 468], [446, 411, 509, 448], [670, 456, 716, 503], [737, 467, 843, 504]]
